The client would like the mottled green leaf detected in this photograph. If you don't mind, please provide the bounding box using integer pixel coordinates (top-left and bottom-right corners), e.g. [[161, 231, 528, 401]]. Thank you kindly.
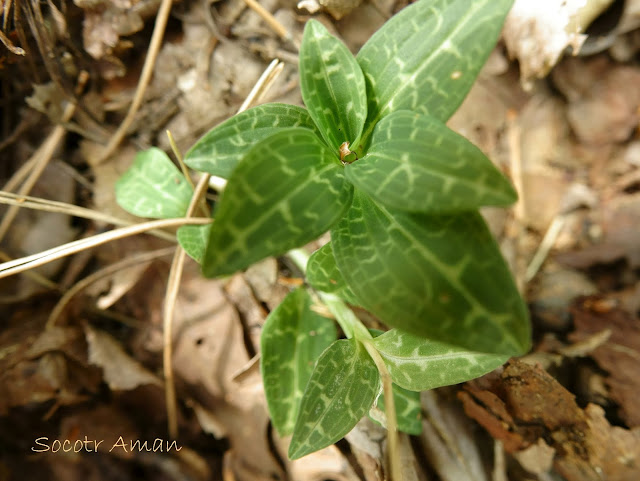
[[346, 111, 517, 212], [370, 383, 422, 435], [115, 147, 193, 218], [372, 329, 508, 391], [202, 128, 353, 277], [357, 0, 514, 141], [300, 20, 367, 153], [331, 189, 530, 355], [261, 288, 337, 436], [177, 224, 211, 263], [307, 243, 361, 305], [185, 104, 320, 178], [289, 338, 379, 459]]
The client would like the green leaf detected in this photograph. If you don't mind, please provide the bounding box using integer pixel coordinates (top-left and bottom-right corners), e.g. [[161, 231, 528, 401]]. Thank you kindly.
[[346, 111, 517, 213], [184, 104, 321, 178], [356, 0, 514, 136], [115, 147, 193, 218], [307, 243, 361, 305], [331, 189, 530, 355], [370, 383, 422, 435], [372, 329, 509, 392], [261, 288, 337, 436], [177, 224, 211, 263], [300, 20, 367, 152], [289, 338, 379, 460], [202, 128, 353, 277]]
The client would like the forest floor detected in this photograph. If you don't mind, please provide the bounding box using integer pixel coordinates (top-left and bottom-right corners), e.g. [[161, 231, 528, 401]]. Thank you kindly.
[[1, 1, 640, 480]]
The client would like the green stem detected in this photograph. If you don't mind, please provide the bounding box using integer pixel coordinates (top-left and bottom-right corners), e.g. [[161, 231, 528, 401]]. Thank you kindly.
[[287, 247, 402, 481], [287, 248, 368, 339]]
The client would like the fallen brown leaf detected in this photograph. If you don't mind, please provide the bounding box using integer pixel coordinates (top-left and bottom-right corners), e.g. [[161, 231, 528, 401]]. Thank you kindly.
[[569, 295, 640, 427]]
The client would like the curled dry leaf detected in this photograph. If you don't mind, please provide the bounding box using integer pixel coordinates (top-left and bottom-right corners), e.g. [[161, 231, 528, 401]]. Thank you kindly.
[[85, 324, 162, 391]]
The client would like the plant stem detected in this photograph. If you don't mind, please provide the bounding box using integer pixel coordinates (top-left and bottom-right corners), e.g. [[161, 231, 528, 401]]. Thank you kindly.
[[362, 339, 401, 481], [287, 247, 402, 481]]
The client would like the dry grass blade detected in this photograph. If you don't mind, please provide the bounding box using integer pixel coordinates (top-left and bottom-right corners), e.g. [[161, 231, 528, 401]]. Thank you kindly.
[[0, 101, 76, 242], [96, 0, 174, 164], [0, 191, 177, 242], [46, 247, 176, 329], [0, 217, 210, 279], [161, 57, 285, 438], [242, 0, 291, 42]]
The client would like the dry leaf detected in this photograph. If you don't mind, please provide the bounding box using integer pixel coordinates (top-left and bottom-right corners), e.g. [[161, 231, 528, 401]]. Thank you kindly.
[[85, 324, 162, 391], [569, 296, 640, 427], [503, 0, 614, 89], [422, 390, 490, 481]]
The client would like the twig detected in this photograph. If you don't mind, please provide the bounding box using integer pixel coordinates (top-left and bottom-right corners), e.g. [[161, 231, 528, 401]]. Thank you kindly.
[[167, 130, 195, 191], [46, 247, 176, 329], [362, 341, 402, 481], [239, 59, 284, 112], [163, 175, 211, 438], [161, 57, 285, 437], [0, 27, 25, 55], [96, 0, 174, 164], [0, 217, 210, 279], [525, 215, 566, 282], [241, 0, 291, 42], [506, 109, 526, 292], [0, 249, 58, 289], [0, 101, 77, 242]]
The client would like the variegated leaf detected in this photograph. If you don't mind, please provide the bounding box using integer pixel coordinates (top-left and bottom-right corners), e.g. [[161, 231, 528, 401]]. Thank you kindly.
[[331, 189, 530, 355], [289, 338, 379, 460], [202, 128, 353, 277], [185, 104, 320, 178], [177, 224, 211, 263], [307, 242, 361, 305], [346, 111, 517, 212], [357, 0, 514, 142], [372, 329, 509, 392], [300, 20, 367, 153], [115, 147, 193, 219], [261, 288, 337, 436], [370, 382, 422, 435]]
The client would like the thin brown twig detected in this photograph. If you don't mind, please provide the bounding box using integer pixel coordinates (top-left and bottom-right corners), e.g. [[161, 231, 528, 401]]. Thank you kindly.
[[241, 0, 291, 42], [506, 109, 526, 292], [96, 0, 174, 164], [161, 58, 285, 438]]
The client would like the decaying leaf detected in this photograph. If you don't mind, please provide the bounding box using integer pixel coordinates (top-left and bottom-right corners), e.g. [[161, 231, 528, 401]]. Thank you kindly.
[[460, 360, 640, 480], [569, 296, 640, 428], [552, 56, 640, 145], [0, 324, 100, 415], [85, 324, 162, 390], [421, 390, 490, 481]]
